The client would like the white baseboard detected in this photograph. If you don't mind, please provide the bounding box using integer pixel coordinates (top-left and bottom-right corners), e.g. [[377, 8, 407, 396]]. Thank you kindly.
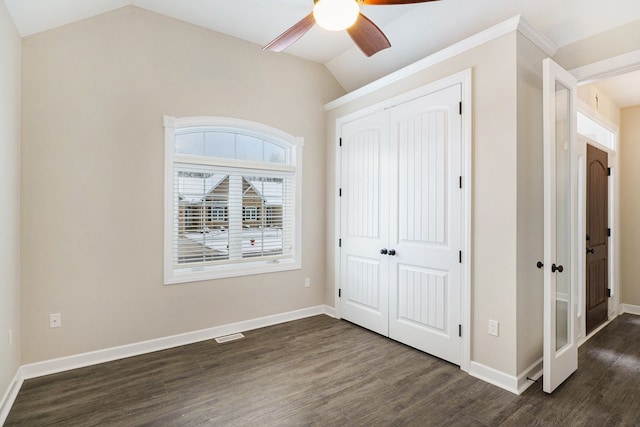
[[468, 361, 519, 395], [517, 358, 543, 395], [619, 303, 640, 315], [468, 358, 542, 396], [324, 305, 336, 318], [20, 305, 334, 381], [0, 369, 23, 426]]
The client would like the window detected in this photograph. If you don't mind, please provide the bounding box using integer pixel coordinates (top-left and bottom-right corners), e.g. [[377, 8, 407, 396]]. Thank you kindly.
[[210, 207, 227, 222], [243, 206, 258, 221], [164, 116, 303, 284], [577, 111, 615, 150]]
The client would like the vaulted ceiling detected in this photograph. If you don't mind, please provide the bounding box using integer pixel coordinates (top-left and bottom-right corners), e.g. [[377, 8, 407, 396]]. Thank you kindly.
[[5, 0, 640, 102]]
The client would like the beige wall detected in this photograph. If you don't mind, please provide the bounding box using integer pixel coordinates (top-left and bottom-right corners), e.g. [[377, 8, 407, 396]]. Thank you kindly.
[[20, 6, 345, 363], [620, 106, 640, 307], [0, 0, 21, 405], [326, 33, 522, 376], [577, 84, 621, 127], [515, 33, 546, 374], [554, 18, 640, 71]]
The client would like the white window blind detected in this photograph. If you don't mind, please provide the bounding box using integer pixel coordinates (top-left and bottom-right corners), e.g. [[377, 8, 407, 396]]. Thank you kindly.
[[173, 165, 295, 267], [164, 117, 302, 284]]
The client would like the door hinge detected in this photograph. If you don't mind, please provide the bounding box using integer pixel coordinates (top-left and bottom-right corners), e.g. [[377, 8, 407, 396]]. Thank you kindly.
[[607, 288, 612, 298], [339, 138, 342, 147], [608, 167, 611, 176], [458, 324, 462, 337], [339, 188, 342, 197], [459, 176, 462, 189], [459, 251, 462, 263], [608, 228, 611, 237], [339, 288, 342, 298], [459, 101, 462, 115], [338, 238, 342, 248]]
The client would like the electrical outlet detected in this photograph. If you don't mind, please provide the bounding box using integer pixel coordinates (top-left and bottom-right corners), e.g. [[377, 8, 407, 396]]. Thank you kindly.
[[50, 313, 62, 329], [488, 319, 499, 337], [304, 277, 311, 288]]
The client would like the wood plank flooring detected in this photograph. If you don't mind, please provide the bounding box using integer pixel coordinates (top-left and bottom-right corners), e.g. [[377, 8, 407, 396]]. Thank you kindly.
[[6, 314, 640, 426]]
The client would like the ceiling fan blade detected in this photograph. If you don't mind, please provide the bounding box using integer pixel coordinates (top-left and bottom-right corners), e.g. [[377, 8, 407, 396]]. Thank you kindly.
[[346, 13, 391, 57], [263, 13, 316, 52], [359, 0, 439, 4]]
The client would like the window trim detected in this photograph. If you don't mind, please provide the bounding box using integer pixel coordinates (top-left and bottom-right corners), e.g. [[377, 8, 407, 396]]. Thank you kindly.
[[164, 116, 303, 284]]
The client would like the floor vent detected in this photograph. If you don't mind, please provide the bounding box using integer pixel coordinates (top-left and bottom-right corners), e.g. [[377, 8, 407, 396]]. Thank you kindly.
[[215, 333, 245, 344]]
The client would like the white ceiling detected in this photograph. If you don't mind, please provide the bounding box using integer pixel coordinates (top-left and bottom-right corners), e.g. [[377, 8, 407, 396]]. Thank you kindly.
[[4, 0, 640, 103]]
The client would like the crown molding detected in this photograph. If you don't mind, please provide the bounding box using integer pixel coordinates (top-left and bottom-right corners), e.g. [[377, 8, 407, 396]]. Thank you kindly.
[[516, 16, 557, 57], [570, 49, 640, 84]]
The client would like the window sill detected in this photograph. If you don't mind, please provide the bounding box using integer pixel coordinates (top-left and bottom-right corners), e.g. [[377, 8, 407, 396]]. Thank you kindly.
[[164, 258, 301, 285]]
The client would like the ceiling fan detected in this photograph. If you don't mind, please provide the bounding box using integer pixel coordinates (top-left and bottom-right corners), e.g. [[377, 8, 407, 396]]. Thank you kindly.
[[263, 0, 440, 57]]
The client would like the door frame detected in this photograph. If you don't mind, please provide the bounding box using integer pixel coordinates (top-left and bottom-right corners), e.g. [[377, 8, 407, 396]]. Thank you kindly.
[[333, 69, 473, 372], [576, 117, 619, 343], [571, 52, 629, 337]]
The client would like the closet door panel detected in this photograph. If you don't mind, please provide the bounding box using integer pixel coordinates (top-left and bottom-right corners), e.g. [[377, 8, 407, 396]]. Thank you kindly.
[[388, 84, 462, 364], [339, 110, 390, 336]]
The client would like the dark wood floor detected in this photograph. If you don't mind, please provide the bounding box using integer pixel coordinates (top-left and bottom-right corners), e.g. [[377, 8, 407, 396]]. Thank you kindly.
[[6, 314, 640, 426]]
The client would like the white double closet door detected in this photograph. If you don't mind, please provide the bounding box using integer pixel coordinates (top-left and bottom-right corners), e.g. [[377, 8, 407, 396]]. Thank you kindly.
[[339, 84, 462, 365]]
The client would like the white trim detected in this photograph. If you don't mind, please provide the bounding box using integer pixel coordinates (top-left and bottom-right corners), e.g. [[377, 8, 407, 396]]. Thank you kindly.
[[171, 116, 302, 147], [334, 69, 472, 373], [469, 359, 542, 396], [570, 49, 640, 84], [577, 99, 619, 144], [20, 305, 333, 381], [324, 305, 336, 318], [619, 303, 640, 316], [460, 68, 473, 374], [0, 369, 23, 425], [174, 154, 297, 173], [163, 116, 303, 285], [516, 18, 557, 58], [517, 358, 543, 395], [468, 362, 519, 395], [324, 15, 556, 111]]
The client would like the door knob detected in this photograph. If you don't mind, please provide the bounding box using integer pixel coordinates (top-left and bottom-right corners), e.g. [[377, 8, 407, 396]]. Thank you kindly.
[[388, 249, 396, 256], [586, 248, 595, 254], [380, 248, 388, 255], [536, 261, 544, 269], [551, 264, 564, 273]]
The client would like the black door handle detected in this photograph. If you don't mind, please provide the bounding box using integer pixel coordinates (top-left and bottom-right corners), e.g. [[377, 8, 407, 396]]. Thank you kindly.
[[388, 249, 396, 256], [536, 261, 544, 269], [586, 248, 595, 254], [380, 248, 388, 255], [551, 264, 564, 273]]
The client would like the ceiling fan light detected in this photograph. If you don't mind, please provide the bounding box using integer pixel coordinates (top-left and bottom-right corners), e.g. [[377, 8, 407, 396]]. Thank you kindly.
[[313, 0, 360, 32]]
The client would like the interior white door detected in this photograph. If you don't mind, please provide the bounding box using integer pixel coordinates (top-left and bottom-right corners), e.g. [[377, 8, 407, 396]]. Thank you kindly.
[[340, 84, 462, 365], [542, 58, 578, 393], [387, 85, 462, 364], [340, 109, 390, 336]]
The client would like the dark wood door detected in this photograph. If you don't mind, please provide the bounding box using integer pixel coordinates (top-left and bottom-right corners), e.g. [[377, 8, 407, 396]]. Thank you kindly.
[[586, 144, 609, 335]]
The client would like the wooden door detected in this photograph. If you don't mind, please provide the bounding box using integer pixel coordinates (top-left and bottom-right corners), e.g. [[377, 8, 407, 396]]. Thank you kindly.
[[586, 144, 609, 334], [387, 85, 462, 365]]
